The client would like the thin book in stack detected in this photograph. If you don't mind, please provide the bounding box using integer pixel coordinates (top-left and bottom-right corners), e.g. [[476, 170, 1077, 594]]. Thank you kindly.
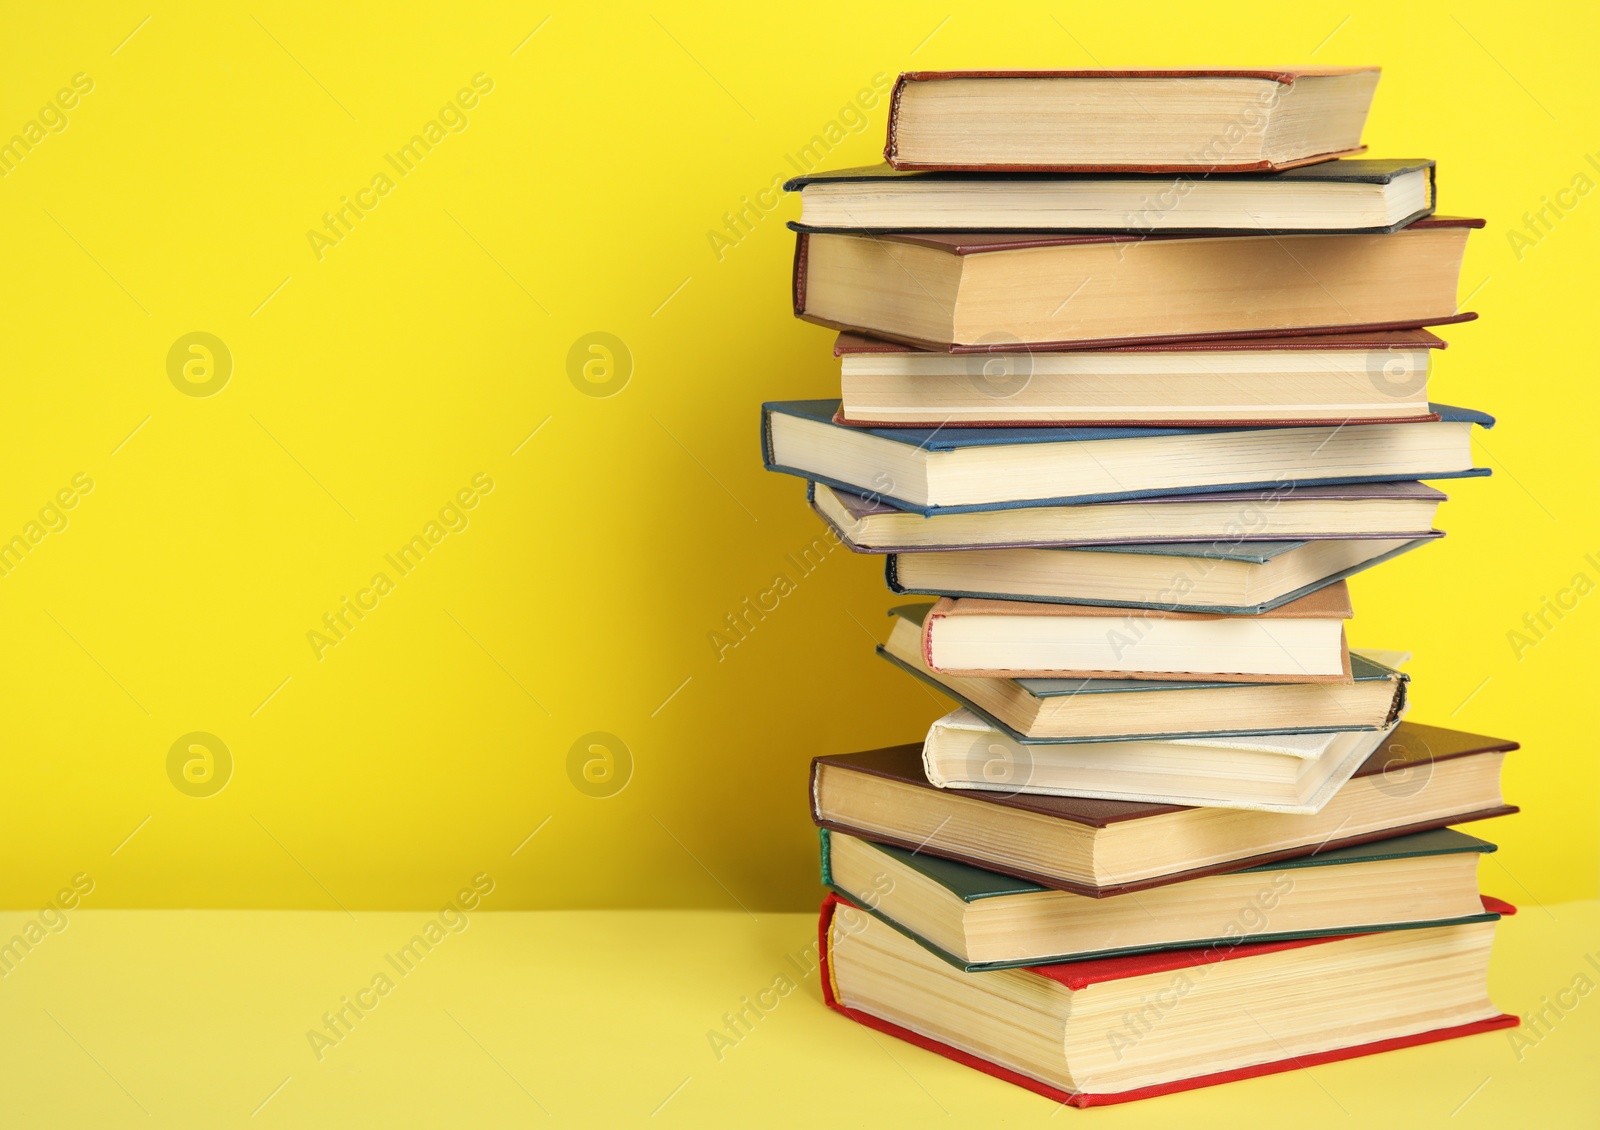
[[759, 65, 1520, 1107]]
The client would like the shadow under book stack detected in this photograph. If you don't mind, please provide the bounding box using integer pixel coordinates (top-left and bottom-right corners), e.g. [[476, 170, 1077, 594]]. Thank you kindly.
[[760, 67, 1523, 1108]]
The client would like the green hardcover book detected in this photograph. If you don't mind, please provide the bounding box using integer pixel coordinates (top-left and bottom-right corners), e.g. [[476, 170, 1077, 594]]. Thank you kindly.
[[821, 827, 1500, 971]]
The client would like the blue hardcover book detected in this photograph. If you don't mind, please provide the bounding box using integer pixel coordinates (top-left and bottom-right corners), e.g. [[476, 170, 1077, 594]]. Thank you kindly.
[[884, 535, 1438, 614], [875, 604, 1408, 743], [761, 399, 1492, 515]]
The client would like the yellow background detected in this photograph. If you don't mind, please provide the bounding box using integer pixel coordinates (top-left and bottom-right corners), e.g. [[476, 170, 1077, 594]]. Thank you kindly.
[[0, 0, 1594, 914]]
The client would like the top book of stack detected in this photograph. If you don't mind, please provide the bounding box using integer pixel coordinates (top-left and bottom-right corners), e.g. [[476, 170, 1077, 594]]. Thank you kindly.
[[882, 67, 1381, 172]]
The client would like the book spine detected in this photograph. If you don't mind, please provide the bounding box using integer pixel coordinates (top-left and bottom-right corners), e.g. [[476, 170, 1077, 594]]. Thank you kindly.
[[884, 555, 905, 593], [758, 405, 777, 469], [790, 232, 810, 316], [882, 74, 912, 167]]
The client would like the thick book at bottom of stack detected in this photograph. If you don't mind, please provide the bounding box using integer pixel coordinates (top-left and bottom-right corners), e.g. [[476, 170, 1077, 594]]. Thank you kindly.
[[817, 893, 1517, 1108]]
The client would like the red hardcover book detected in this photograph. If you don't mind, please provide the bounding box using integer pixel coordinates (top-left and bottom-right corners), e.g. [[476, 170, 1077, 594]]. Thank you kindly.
[[818, 893, 1519, 1107]]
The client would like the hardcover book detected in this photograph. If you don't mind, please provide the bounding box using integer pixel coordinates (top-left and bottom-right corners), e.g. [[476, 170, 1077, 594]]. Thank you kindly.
[[791, 219, 1483, 351], [811, 480, 1449, 551], [787, 159, 1435, 236], [885, 535, 1431, 615], [920, 708, 1397, 812], [919, 583, 1354, 682], [763, 399, 1492, 514], [882, 67, 1382, 173], [821, 827, 1502, 970], [820, 893, 1518, 1106], [828, 326, 1444, 428]]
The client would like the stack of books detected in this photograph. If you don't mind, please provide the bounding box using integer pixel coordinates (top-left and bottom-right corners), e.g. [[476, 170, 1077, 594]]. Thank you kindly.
[[761, 67, 1522, 1107]]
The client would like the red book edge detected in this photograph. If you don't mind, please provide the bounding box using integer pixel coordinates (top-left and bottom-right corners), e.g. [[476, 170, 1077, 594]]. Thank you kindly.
[[817, 893, 1519, 1108]]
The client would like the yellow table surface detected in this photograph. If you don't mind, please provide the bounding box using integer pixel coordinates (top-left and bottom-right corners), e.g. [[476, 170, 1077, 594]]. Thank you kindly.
[[1, 902, 1595, 1127]]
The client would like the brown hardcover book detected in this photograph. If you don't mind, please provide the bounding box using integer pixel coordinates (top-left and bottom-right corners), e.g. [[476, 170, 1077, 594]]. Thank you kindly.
[[883, 67, 1380, 173], [791, 218, 1483, 350], [809, 721, 1518, 896], [922, 582, 1353, 682]]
